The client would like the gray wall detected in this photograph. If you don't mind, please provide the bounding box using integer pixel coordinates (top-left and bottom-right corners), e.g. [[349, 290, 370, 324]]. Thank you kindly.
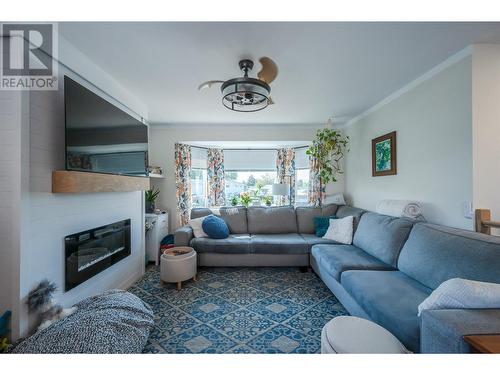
[[344, 55, 473, 229]]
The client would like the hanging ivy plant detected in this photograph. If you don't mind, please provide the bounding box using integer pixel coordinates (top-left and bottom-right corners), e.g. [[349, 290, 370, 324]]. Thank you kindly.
[[306, 128, 349, 184]]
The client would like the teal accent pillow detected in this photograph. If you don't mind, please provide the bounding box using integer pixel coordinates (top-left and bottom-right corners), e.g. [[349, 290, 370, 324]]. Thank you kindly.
[[314, 216, 337, 237], [202, 215, 230, 239]]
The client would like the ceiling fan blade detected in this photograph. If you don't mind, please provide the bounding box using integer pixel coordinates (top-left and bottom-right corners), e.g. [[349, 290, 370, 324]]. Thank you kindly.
[[198, 80, 224, 91], [268, 97, 275, 105], [257, 57, 278, 84]]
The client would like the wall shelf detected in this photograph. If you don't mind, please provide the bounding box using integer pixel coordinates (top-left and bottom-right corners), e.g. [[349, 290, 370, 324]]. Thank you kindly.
[[52, 170, 150, 193]]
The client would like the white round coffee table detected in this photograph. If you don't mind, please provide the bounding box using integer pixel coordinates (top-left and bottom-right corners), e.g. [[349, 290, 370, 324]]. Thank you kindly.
[[321, 316, 410, 354], [160, 247, 197, 290]]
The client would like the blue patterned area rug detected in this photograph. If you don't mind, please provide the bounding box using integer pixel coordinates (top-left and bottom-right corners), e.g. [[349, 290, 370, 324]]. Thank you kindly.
[[128, 266, 348, 354]]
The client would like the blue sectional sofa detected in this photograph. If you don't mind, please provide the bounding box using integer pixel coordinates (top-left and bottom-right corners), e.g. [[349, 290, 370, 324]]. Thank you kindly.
[[174, 204, 500, 353], [310, 210, 500, 353]]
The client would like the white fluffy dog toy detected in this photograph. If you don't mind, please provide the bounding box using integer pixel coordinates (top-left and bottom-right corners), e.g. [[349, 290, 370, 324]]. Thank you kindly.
[[27, 279, 77, 331]]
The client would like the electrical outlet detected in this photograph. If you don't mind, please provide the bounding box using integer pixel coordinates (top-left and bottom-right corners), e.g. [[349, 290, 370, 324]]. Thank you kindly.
[[463, 201, 473, 219]]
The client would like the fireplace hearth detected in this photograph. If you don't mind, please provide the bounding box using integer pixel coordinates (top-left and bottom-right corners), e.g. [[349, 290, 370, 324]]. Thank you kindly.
[[65, 219, 131, 291]]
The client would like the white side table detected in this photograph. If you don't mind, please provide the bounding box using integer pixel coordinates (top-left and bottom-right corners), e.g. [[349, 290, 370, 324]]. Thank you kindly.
[[145, 212, 169, 265]]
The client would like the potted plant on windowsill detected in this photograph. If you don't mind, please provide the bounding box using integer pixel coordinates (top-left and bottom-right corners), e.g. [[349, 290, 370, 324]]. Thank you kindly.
[[230, 195, 239, 206], [145, 187, 160, 213], [263, 195, 273, 207], [240, 192, 251, 208]]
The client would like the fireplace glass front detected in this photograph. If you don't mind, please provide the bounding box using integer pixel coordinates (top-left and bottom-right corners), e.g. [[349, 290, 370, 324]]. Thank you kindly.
[[65, 219, 131, 291]]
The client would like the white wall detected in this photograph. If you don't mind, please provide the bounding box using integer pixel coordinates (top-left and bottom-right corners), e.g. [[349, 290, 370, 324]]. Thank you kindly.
[[472, 44, 500, 235], [0, 90, 23, 334], [149, 124, 345, 230], [344, 54, 473, 229], [6, 34, 148, 339]]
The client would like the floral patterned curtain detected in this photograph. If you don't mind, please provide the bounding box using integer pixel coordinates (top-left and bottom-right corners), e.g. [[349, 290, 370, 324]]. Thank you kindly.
[[276, 148, 296, 205], [207, 148, 226, 207], [175, 143, 192, 226], [309, 154, 325, 206]]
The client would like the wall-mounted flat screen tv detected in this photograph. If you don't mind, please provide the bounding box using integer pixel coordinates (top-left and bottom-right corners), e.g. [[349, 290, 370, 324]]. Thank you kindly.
[[64, 76, 148, 176]]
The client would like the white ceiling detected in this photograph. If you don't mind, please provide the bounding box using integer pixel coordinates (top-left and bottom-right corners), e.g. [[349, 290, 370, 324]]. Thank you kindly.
[[59, 22, 500, 126]]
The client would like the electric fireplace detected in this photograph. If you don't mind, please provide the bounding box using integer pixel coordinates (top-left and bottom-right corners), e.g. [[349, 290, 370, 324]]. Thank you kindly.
[[65, 219, 131, 291]]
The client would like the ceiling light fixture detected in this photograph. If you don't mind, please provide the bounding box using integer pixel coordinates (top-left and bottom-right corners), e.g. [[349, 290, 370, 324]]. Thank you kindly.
[[198, 57, 278, 113]]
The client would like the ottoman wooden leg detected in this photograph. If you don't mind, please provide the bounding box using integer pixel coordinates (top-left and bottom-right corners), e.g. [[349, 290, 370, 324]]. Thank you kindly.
[[193, 274, 197, 282], [176, 281, 181, 291]]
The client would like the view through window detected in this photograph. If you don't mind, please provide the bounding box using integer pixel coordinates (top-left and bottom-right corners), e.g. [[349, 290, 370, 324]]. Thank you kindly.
[[295, 168, 310, 206], [188, 146, 311, 208], [225, 171, 277, 206], [191, 168, 207, 208]]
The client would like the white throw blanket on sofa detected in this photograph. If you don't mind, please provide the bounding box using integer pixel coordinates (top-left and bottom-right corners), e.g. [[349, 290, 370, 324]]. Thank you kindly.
[[376, 199, 422, 219], [418, 278, 500, 316]]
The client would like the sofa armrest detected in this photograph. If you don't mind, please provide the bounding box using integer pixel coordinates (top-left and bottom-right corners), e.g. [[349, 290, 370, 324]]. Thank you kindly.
[[420, 309, 500, 353], [174, 226, 194, 247]]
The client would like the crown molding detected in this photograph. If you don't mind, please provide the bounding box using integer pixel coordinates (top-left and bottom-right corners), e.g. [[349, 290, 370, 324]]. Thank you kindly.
[[340, 46, 473, 129], [148, 122, 327, 130]]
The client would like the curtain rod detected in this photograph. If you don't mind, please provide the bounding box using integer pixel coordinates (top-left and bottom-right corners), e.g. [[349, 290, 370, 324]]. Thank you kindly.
[[189, 145, 310, 151]]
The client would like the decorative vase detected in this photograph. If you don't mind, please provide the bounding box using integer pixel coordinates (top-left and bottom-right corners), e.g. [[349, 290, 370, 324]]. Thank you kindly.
[[146, 201, 155, 213]]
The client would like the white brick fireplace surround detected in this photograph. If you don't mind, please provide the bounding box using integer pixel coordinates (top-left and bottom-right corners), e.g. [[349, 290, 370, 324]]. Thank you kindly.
[[0, 35, 148, 340]]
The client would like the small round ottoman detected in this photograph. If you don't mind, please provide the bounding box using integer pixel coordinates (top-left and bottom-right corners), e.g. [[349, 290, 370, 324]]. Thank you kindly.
[[321, 316, 410, 354], [160, 247, 197, 290]]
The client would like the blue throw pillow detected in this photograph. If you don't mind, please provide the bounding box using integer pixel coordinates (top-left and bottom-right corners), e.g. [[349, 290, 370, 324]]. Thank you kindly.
[[202, 215, 230, 239], [314, 216, 337, 237]]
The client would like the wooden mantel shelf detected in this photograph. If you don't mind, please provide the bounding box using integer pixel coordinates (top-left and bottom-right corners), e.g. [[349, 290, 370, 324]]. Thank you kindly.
[[52, 170, 150, 193]]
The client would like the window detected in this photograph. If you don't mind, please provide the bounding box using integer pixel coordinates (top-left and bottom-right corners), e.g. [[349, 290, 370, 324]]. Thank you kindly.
[[225, 171, 277, 205], [294, 147, 310, 206], [295, 168, 310, 206], [190, 168, 208, 208], [187, 146, 312, 208]]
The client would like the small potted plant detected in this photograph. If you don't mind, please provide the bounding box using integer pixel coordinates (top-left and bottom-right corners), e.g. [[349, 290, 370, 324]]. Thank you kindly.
[[230, 195, 239, 206], [239, 192, 251, 208], [263, 195, 273, 207], [145, 187, 160, 213]]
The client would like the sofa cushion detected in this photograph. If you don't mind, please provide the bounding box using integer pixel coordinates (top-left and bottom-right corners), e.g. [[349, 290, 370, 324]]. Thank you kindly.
[[335, 205, 366, 230], [398, 223, 500, 290], [353, 212, 414, 267], [341, 270, 432, 353], [190, 234, 252, 253], [190, 208, 213, 219], [219, 206, 248, 234], [250, 234, 309, 254], [296, 205, 339, 234], [311, 244, 394, 281], [247, 206, 298, 234], [321, 204, 339, 217], [300, 234, 339, 247], [296, 206, 321, 234]]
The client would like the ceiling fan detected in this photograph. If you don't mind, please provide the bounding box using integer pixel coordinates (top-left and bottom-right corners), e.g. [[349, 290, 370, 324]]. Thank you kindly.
[[198, 57, 278, 112]]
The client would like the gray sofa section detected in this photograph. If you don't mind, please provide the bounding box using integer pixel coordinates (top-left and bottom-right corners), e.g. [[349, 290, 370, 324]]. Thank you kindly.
[[174, 204, 342, 266]]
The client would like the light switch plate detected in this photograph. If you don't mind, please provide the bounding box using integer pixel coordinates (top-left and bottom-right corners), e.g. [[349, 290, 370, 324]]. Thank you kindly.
[[463, 201, 473, 219]]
